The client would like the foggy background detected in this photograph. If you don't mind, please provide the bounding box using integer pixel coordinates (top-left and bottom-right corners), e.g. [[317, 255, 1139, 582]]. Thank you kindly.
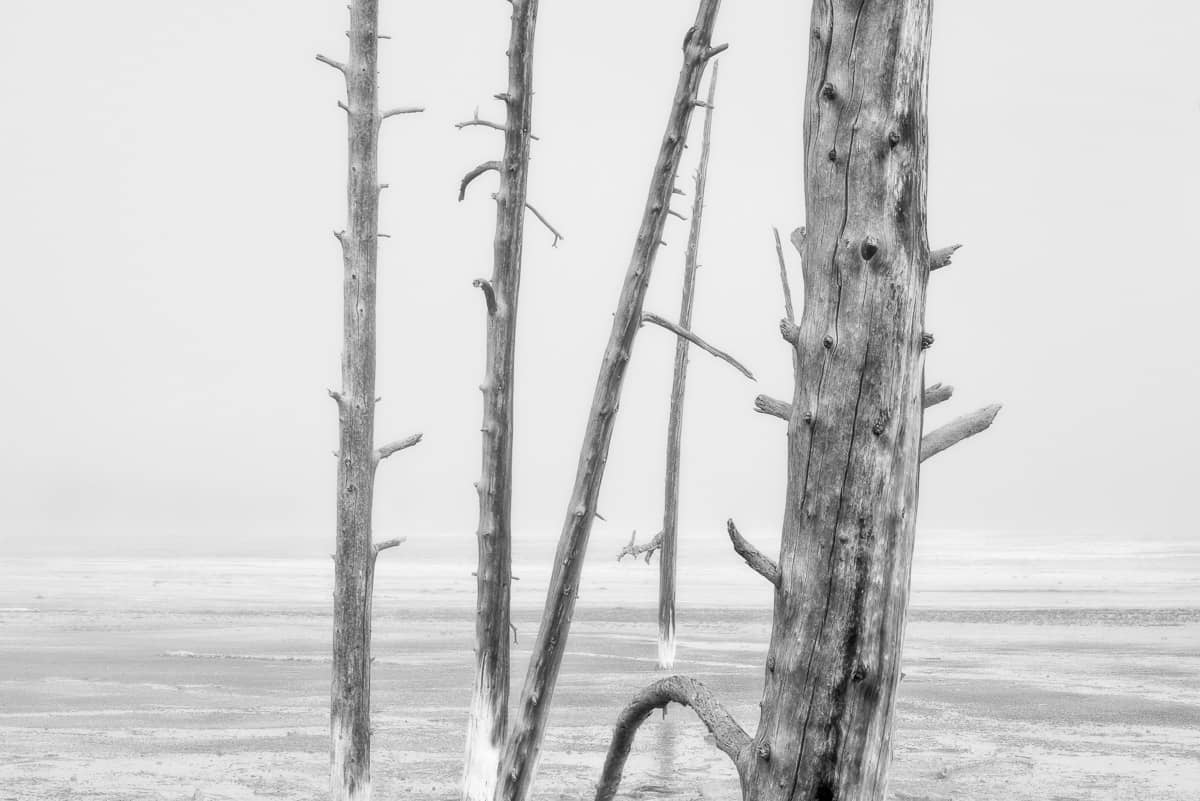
[[1, 1, 1197, 558]]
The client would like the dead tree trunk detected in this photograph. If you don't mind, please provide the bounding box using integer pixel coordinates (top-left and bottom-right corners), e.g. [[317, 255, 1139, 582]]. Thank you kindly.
[[493, 5, 726, 800], [318, 3, 421, 798], [742, 3, 935, 799], [656, 64, 720, 670], [595, 6, 1004, 800], [457, 3, 540, 799]]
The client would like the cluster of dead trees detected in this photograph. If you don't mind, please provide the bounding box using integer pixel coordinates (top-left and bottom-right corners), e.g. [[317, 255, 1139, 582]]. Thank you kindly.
[[318, 1, 999, 801]]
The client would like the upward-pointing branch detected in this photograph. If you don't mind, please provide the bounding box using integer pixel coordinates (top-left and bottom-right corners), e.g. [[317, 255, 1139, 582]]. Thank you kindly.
[[920, 405, 1002, 461], [726, 519, 780, 586]]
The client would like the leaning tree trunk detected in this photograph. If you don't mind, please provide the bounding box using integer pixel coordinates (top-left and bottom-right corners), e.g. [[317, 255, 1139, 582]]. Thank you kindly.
[[743, 3, 935, 800], [493, 4, 726, 800], [459, 2, 540, 799], [657, 64, 720, 670], [318, 2, 422, 799]]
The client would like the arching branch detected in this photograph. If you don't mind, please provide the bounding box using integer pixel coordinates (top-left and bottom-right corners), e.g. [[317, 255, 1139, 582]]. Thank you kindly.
[[641, 313, 755, 381], [726, 519, 780, 586], [595, 675, 749, 801], [458, 161, 501, 201]]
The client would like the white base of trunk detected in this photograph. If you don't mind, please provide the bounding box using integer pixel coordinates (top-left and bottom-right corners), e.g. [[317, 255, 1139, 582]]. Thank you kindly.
[[462, 679, 501, 801], [331, 715, 371, 801], [656, 629, 677, 670]]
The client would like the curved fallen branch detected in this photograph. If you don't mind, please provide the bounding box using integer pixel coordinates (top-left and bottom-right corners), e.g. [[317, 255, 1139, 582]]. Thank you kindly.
[[920, 404, 1002, 462], [595, 675, 749, 801], [726, 519, 779, 586], [642, 312, 755, 381]]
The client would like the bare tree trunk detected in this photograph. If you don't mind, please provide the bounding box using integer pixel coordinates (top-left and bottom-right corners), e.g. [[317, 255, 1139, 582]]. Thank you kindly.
[[318, 3, 421, 798], [657, 64, 720, 670], [494, 5, 726, 799], [742, 3, 935, 799], [460, 3, 539, 799]]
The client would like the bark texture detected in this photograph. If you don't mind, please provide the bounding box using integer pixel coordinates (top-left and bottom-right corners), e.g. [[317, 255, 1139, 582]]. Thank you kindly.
[[595, 676, 751, 801], [323, 3, 391, 798], [657, 66, 719, 669], [743, 3, 935, 800], [462, 2, 539, 799], [494, 5, 725, 799]]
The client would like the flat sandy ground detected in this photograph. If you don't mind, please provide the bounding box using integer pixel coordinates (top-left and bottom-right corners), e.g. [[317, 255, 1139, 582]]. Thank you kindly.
[[1, 537, 1197, 800]]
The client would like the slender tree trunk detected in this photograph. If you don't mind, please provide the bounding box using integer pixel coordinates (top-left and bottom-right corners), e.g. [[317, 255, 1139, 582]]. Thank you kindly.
[[460, 3, 539, 800], [657, 64, 720, 670], [320, 3, 421, 798], [494, 5, 726, 799], [743, 3, 935, 800]]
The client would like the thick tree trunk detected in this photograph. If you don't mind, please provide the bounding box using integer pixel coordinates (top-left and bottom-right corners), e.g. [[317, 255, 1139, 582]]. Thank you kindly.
[[320, 3, 421, 798], [743, 3, 934, 801], [493, 5, 725, 799], [657, 64, 719, 670], [462, 3, 539, 799]]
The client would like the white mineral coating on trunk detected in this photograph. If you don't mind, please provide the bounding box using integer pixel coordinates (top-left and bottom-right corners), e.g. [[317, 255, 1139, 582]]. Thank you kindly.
[[657, 625, 678, 671], [332, 712, 371, 801], [462, 674, 501, 801]]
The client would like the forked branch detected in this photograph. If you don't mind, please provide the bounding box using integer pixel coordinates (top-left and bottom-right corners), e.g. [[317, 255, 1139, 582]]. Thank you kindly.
[[595, 675, 749, 801], [525, 202, 563, 246], [726, 519, 780, 586], [616, 530, 663, 564], [642, 313, 755, 381]]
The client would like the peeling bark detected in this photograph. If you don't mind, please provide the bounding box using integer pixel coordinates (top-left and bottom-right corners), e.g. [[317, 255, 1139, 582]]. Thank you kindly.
[[744, 3, 937, 800], [462, 2, 540, 800], [494, 5, 725, 799]]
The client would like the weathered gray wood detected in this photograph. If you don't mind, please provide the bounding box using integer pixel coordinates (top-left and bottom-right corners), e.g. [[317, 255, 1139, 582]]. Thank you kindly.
[[318, 2, 422, 798], [642, 313, 754, 381], [929, 244, 962, 271], [494, 6, 725, 799], [923, 382, 953, 408], [756, 383, 952, 421], [461, 3, 539, 800], [616, 529, 663, 564], [726, 519, 780, 587], [594, 675, 751, 801], [655, 66, 719, 669], [743, 4, 936, 800], [920, 404, 1001, 461]]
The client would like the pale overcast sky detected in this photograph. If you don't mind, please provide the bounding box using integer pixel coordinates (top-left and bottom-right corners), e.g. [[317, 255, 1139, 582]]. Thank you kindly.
[[1, 2, 1197, 556]]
